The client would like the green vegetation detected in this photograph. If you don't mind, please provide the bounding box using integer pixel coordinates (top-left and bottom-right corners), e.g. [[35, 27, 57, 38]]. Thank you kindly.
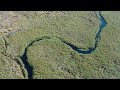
[[0, 11, 120, 79], [27, 38, 82, 79], [0, 38, 27, 79], [5, 11, 100, 57]]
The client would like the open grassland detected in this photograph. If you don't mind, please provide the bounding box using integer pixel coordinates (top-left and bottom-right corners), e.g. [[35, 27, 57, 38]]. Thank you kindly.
[[0, 38, 27, 79], [0, 11, 120, 79], [0, 11, 24, 37], [27, 38, 82, 79], [5, 11, 100, 56]]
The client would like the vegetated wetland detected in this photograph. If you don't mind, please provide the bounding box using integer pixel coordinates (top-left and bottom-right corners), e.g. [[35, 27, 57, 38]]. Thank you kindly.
[[0, 11, 120, 79]]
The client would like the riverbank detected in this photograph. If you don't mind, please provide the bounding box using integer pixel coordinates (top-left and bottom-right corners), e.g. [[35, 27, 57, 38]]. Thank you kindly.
[[1, 11, 120, 79]]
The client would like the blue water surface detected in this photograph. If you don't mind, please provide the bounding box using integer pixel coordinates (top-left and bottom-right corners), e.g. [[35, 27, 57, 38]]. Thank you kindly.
[[63, 11, 107, 54]]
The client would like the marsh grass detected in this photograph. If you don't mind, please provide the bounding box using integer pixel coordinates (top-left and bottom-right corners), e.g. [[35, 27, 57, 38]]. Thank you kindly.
[[5, 11, 100, 56], [0, 11, 120, 79]]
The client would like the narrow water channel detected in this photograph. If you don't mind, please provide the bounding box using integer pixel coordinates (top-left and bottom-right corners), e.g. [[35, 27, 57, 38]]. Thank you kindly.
[[20, 11, 107, 79], [62, 11, 106, 54]]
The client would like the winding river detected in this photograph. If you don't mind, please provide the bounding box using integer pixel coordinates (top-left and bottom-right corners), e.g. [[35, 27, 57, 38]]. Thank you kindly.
[[62, 11, 107, 54], [20, 11, 107, 79]]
